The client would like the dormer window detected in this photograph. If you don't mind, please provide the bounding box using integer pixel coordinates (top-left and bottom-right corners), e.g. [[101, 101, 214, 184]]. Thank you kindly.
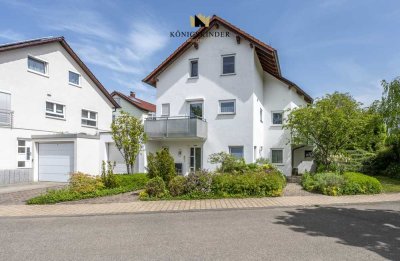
[[28, 56, 48, 75], [190, 59, 198, 78], [222, 54, 235, 75]]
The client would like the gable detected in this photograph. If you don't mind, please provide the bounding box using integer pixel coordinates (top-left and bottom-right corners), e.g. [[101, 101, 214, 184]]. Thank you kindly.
[[0, 37, 120, 108]]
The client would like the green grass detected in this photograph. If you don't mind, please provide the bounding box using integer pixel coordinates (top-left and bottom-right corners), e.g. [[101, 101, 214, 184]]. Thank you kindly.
[[27, 173, 148, 205], [375, 176, 400, 193]]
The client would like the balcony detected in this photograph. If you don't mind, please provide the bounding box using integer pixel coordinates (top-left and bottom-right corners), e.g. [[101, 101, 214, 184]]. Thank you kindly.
[[0, 109, 13, 127], [144, 116, 207, 140]]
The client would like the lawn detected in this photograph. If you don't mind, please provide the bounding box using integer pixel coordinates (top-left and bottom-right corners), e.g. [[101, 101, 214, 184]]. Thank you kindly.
[[375, 176, 400, 193], [27, 174, 148, 205]]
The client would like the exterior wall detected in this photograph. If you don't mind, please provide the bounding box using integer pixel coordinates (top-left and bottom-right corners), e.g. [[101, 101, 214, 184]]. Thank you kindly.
[[0, 169, 33, 185], [155, 26, 256, 170], [293, 146, 316, 174], [113, 96, 147, 121], [0, 42, 114, 182], [262, 73, 308, 175]]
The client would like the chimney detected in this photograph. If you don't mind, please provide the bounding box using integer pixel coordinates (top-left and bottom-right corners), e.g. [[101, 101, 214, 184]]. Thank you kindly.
[[130, 91, 136, 98]]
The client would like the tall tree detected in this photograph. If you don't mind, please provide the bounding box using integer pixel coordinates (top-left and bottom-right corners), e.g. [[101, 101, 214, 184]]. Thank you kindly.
[[285, 92, 372, 169], [111, 111, 147, 174], [381, 78, 400, 160]]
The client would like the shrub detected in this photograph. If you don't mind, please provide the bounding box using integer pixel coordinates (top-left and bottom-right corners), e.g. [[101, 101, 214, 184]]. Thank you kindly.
[[209, 152, 247, 173], [147, 149, 176, 183], [361, 148, 398, 176], [255, 157, 271, 165], [185, 170, 213, 195], [342, 172, 382, 194], [145, 177, 166, 198], [101, 161, 118, 188], [382, 163, 400, 179], [69, 172, 104, 194], [212, 171, 285, 197], [168, 176, 186, 196], [301, 172, 382, 196]]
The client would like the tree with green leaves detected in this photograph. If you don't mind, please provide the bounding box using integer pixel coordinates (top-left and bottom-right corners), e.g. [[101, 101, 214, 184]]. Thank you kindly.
[[285, 92, 380, 170], [147, 149, 176, 184], [111, 111, 147, 174], [381, 77, 400, 160]]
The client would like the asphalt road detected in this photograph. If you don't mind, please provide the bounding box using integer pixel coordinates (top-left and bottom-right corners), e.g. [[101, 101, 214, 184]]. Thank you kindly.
[[0, 202, 399, 261]]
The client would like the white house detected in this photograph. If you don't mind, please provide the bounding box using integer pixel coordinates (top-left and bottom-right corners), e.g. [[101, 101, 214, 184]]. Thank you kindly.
[[106, 91, 156, 174], [141, 15, 314, 176], [0, 37, 119, 184]]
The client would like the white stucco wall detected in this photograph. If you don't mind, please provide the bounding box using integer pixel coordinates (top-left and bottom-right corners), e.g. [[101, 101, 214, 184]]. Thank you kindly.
[[148, 25, 311, 176], [0, 42, 114, 175]]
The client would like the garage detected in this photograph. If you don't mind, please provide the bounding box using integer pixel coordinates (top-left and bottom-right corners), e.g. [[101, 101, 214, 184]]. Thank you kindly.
[[38, 143, 74, 182]]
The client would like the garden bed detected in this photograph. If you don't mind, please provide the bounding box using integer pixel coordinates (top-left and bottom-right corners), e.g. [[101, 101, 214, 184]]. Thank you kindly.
[[301, 172, 382, 196], [27, 174, 148, 205]]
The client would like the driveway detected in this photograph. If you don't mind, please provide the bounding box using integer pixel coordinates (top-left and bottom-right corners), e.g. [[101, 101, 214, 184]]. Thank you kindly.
[[0, 182, 66, 205], [0, 202, 398, 260]]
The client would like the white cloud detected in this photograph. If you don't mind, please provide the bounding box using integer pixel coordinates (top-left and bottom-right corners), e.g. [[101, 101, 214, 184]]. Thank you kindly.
[[0, 29, 25, 42]]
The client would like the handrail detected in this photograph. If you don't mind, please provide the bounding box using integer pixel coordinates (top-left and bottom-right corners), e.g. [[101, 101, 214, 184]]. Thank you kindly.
[[146, 115, 207, 122]]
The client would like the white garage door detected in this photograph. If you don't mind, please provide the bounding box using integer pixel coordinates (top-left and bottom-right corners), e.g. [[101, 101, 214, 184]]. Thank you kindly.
[[38, 143, 74, 182]]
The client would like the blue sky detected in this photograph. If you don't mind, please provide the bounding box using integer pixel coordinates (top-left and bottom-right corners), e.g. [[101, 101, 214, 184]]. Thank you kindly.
[[1, 0, 400, 105]]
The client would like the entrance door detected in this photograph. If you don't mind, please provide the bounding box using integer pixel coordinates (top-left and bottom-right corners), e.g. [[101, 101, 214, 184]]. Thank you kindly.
[[190, 147, 202, 172], [189, 102, 203, 119], [17, 140, 32, 168]]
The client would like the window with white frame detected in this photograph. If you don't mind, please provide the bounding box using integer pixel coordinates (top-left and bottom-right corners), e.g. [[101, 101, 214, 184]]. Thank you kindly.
[[28, 56, 47, 75], [222, 54, 235, 75], [69, 71, 80, 86], [219, 100, 235, 114], [46, 101, 65, 119], [81, 109, 97, 127], [0, 91, 11, 125], [190, 59, 198, 77], [272, 111, 283, 125], [161, 103, 170, 117], [229, 146, 244, 159], [271, 149, 283, 164], [260, 108, 263, 123]]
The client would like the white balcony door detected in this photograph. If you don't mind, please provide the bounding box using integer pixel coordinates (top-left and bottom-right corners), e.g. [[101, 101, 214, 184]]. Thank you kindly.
[[189, 102, 203, 119], [190, 147, 202, 172]]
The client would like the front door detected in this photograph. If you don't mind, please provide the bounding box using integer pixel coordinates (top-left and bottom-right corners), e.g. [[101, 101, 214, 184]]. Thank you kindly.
[[189, 102, 203, 119], [17, 140, 32, 168], [190, 147, 202, 172]]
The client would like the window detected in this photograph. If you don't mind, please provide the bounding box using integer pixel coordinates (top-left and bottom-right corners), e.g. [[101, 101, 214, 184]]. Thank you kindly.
[[229, 146, 244, 159], [161, 103, 170, 117], [189, 102, 203, 118], [272, 111, 283, 125], [271, 149, 283, 164], [190, 59, 198, 77], [28, 56, 47, 75], [260, 108, 263, 123], [0, 91, 11, 126], [222, 55, 235, 74], [81, 109, 97, 127], [219, 100, 235, 114], [46, 102, 65, 119], [305, 150, 313, 158], [69, 71, 80, 86]]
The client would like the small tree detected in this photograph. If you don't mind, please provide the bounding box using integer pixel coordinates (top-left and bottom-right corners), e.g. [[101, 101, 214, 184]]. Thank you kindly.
[[111, 111, 147, 174], [285, 92, 371, 170], [147, 149, 176, 184], [381, 78, 400, 160]]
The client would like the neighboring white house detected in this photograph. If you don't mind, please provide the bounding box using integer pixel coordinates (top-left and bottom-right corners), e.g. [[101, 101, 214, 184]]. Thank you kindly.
[[141, 15, 314, 176], [106, 91, 156, 174], [0, 37, 120, 184]]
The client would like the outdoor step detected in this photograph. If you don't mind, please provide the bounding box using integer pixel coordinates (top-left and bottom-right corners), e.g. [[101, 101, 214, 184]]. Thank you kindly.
[[287, 175, 302, 184]]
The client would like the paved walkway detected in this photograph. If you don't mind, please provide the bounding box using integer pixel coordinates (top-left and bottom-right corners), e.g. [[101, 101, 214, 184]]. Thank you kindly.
[[0, 182, 66, 205], [0, 193, 399, 217]]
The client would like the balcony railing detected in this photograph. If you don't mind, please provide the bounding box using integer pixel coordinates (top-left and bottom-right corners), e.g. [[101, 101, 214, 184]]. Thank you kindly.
[[0, 109, 13, 127], [144, 116, 207, 140]]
